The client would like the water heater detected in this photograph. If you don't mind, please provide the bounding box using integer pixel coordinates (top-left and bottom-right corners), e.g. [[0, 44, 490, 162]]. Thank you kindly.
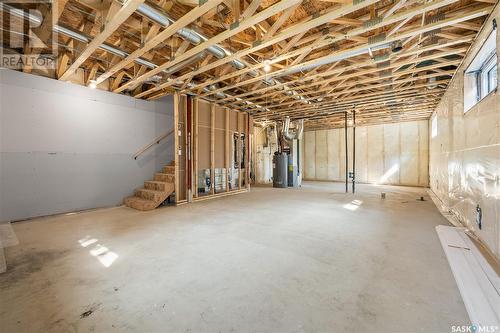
[[272, 152, 288, 188]]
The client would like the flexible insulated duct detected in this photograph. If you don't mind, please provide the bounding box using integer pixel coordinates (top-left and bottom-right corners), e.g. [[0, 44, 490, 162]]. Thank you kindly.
[[135, 3, 246, 70], [134, 3, 298, 94], [1, 3, 225, 96], [282, 117, 304, 141], [275, 43, 393, 78], [2, 2, 293, 103]]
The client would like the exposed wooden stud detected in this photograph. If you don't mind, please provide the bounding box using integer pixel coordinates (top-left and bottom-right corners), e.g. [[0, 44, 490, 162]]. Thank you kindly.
[[210, 103, 215, 195], [174, 92, 180, 204], [237, 112, 243, 190], [225, 108, 230, 192], [194, 97, 199, 198]]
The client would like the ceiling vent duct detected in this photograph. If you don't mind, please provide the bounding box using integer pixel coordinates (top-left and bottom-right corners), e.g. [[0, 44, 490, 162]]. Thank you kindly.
[[2, 3, 292, 108], [1, 3, 225, 96], [282, 117, 304, 141]]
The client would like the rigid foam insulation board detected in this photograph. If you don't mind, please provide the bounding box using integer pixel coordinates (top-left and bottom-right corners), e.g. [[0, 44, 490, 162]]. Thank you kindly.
[[367, 124, 384, 183], [327, 129, 340, 180], [304, 120, 429, 187], [355, 126, 368, 182], [304, 131, 316, 179], [315, 130, 328, 180], [383, 122, 401, 184]]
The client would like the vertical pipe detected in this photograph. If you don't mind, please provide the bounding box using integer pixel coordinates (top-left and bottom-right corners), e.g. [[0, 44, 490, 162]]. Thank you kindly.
[[247, 114, 251, 189], [225, 108, 230, 192], [187, 96, 192, 202], [352, 110, 356, 194], [345, 111, 348, 193], [210, 104, 215, 195], [173, 93, 180, 204]]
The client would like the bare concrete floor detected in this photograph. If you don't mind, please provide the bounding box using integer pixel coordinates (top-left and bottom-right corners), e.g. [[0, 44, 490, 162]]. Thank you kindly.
[[0, 182, 467, 332]]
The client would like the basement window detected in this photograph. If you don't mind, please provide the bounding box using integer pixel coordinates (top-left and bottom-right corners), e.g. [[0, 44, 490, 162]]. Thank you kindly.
[[464, 29, 497, 112]]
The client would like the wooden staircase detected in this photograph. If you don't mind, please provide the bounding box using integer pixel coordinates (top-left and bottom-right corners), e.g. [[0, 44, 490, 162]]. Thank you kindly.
[[124, 162, 175, 211]]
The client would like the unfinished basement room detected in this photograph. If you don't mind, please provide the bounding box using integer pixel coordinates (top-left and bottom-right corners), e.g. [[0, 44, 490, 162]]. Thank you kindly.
[[1, 0, 499, 332]]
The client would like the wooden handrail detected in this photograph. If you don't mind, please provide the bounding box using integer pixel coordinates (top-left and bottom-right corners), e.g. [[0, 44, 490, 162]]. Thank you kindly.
[[133, 129, 174, 160]]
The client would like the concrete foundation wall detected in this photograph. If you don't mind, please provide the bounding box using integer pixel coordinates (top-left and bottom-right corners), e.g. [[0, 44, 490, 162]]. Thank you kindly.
[[429, 7, 500, 258], [0, 70, 174, 222], [304, 120, 429, 187]]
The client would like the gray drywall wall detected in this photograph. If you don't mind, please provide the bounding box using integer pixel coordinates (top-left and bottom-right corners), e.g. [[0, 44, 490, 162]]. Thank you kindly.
[[0, 69, 174, 222]]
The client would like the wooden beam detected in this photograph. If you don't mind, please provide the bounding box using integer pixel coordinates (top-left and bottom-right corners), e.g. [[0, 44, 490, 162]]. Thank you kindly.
[[174, 92, 180, 204], [210, 103, 215, 194], [59, 0, 146, 81], [25, 0, 69, 73], [225, 47, 465, 105], [240, 0, 262, 20], [117, 0, 303, 94], [237, 112, 243, 190], [252, 76, 449, 117], [138, 0, 380, 97], [94, 0, 224, 85], [174, 0, 461, 98], [383, 0, 407, 18], [262, 3, 301, 40], [203, 5, 488, 100], [193, 98, 199, 198]]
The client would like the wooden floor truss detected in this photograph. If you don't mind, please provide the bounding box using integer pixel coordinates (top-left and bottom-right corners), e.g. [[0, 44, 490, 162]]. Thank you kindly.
[[2, 0, 495, 129]]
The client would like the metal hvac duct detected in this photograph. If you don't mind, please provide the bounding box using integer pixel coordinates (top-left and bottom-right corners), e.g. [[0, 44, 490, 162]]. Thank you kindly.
[[4, 4, 208, 75], [134, 3, 297, 93], [275, 43, 393, 78], [2, 2, 293, 103], [282, 117, 304, 141], [1, 3, 222, 95], [136, 3, 245, 69]]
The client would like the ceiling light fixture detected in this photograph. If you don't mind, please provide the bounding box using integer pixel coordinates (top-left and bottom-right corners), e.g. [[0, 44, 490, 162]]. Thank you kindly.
[[263, 60, 271, 72], [89, 80, 97, 89]]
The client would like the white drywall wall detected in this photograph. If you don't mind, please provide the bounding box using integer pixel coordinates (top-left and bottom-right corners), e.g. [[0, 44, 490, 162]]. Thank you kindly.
[[429, 7, 500, 258], [0, 69, 174, 222], [303, 120, 429, 187]]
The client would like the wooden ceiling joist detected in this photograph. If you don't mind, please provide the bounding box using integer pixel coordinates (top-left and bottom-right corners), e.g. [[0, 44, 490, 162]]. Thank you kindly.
[[178, 0, 473, 98], [2, 0, 493, 129], [116, 0, 304, 93], [59, 0, 146, 81], [94, 0, 224, 85], [201, 5, 490, 100]]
